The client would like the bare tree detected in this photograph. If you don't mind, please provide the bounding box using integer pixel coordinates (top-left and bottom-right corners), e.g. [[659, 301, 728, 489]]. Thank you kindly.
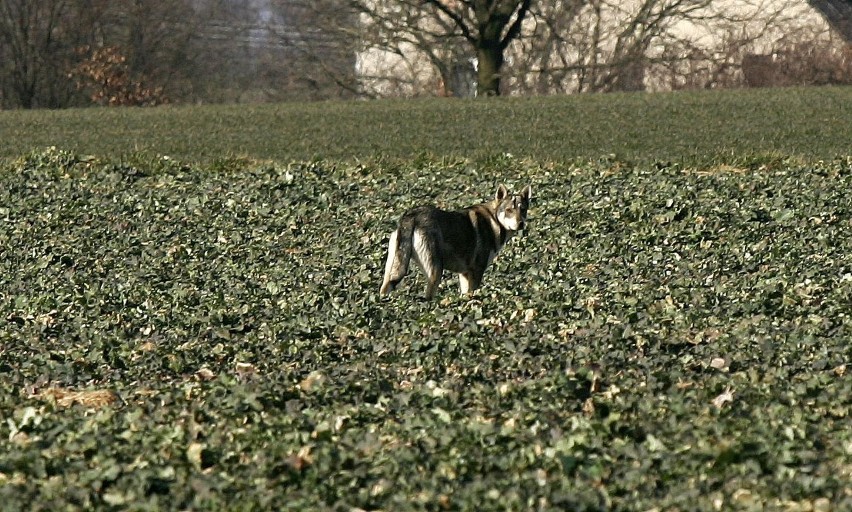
[[352, 0, 532, 96], [692, 0, 842, 90], [121, 0, 201, 95], [0, 0, 208, 108], [348, 0, 736, 96], [264, 0, 359, 101], [0, 0, 111, 108], [808, 0, 852, 42], [505, 0, 716, 94], [349, 0, 839, 96], [429, 0, 532, 95], [347, 0, 465, 97]]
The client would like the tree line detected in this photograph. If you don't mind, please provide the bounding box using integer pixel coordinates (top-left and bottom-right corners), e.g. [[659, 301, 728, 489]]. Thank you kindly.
[[1, 0, 849, 108], [0, 0, 355, 108], [348, 0, 851, 97]]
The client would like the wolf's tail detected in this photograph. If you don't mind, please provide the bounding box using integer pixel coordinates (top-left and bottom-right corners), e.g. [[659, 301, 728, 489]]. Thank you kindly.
[[380, 215, 415, 295]]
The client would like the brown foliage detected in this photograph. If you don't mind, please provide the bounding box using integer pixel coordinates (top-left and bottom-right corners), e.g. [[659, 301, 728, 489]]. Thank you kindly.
[[69, 46, 168, 107], [36, 387, 118, 408], [743, 42, 852, 88]]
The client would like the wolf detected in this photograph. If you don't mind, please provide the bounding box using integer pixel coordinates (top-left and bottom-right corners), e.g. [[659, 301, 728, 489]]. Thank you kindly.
[[380, 184, 532, 300]]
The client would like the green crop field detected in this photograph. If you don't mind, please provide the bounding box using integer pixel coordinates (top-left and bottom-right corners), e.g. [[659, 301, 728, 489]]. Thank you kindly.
[[1, 86, 851, 165], [1, 88, 851, 510]]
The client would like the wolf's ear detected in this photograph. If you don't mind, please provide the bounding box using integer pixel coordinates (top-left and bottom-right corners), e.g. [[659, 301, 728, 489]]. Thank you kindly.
[[496, 184, 509, 200], [521, 185, 532, 202]]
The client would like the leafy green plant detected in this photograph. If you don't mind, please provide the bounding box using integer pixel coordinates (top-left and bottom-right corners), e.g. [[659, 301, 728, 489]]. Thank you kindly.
[[0, 148, 850, 510]]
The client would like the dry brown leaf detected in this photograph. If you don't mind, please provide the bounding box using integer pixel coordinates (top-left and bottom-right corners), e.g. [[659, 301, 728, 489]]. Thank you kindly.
[[298, 370, 327, 392], [235, 362, 258, 379], [38, 387, 118, 408], [712, 386, 735, 409], [709, 357, 727, 371], [196, 367, 216, 381]]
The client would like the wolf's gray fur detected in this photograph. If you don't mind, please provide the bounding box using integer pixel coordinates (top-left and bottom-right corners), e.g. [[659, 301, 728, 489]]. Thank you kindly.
[[380, 184, 531, 299]]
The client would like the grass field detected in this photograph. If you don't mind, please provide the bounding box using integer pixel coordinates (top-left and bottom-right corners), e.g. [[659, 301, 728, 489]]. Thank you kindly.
[[1, 88, 851, 510], [2, 86, 851, 166]]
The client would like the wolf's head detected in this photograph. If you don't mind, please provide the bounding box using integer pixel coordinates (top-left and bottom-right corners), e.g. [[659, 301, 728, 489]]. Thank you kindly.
[[494, 184, 532, 232]]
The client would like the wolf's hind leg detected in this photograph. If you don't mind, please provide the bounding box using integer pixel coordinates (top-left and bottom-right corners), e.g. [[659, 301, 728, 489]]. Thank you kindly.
[[459, 273, 473, 294], [424, 268, 443, 300], [380, 230, 404, 295], [412, 229, 442, 299], [459, 272, 483, 295]]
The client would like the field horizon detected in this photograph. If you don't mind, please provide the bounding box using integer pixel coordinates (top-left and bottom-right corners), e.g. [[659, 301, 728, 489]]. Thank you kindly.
[[2, 86, 851, 167]]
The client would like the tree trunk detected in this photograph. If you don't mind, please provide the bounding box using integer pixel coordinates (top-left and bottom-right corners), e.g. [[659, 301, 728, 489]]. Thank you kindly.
[[477, 44, 504, 96]]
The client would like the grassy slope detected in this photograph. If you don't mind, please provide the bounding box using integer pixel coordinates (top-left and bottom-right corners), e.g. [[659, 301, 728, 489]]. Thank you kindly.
[[1, 86, 851, 165]]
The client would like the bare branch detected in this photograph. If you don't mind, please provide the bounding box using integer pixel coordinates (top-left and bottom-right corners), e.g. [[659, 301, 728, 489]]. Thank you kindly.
[[424, 0, 477, 43], [500, 0, 532, 50]]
